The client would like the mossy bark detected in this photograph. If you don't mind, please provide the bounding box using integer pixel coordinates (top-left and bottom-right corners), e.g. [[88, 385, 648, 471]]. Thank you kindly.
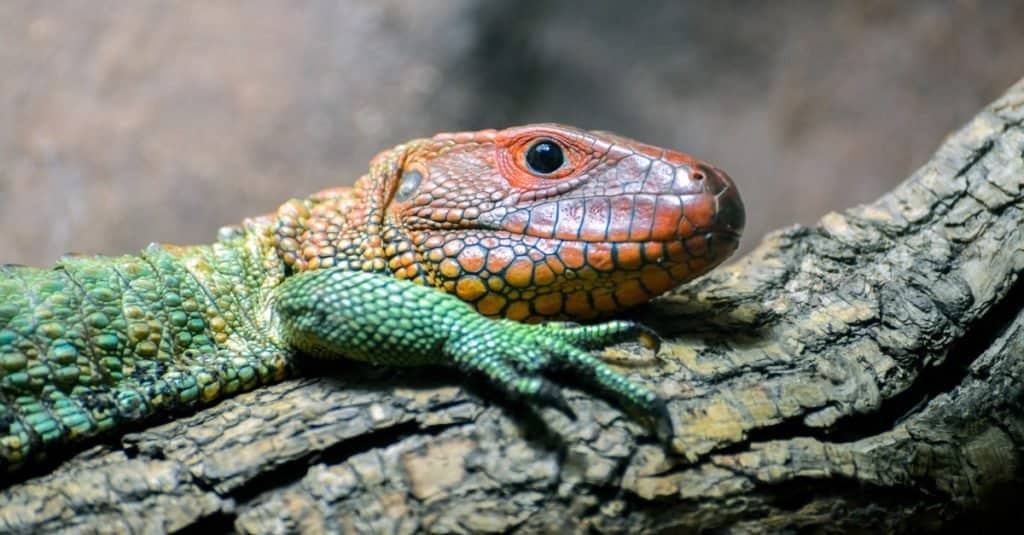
[[3, 78, 1023, 534]]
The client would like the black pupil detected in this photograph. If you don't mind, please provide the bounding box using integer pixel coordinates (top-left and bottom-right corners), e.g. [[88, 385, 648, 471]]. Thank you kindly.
[[525, 140, 564, 174]]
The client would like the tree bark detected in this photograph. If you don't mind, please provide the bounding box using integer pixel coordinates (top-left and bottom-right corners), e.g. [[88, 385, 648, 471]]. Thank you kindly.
[[3, 78, 1023, 535]]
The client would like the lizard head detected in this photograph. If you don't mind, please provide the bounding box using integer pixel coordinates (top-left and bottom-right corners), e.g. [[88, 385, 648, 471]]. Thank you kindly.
[[383, 123, 744, 321], [274, 124, 744, 322]]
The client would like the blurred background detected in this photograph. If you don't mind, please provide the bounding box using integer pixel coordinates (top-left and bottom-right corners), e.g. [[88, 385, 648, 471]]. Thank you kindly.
[[2, 1, 1022, 266]]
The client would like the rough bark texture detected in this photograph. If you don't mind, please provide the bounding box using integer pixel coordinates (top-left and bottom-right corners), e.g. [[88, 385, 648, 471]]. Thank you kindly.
[[2, 79, 1023, 534]]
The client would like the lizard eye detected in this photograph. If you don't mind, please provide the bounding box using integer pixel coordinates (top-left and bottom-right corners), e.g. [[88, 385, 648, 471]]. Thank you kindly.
[[524, 139, 565, 175], [394, 169, 423, 201]]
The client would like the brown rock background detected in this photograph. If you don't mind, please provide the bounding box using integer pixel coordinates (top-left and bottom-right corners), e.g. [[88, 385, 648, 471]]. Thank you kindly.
[[1, 0, 1022, 265]]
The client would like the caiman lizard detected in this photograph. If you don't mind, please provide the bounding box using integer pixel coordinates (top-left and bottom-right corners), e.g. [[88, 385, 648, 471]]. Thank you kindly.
[[0, 124, 744, 471]]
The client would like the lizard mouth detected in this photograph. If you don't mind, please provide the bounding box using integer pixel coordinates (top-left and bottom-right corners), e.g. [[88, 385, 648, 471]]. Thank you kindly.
[[405, 189, 743, 320], [485, 191, 744, 245], [484, 228, 741, 277], [409, 226, 740, 320]]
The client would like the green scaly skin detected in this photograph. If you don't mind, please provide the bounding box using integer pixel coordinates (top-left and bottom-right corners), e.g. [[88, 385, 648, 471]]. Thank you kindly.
[[0, 124, 744, 472]]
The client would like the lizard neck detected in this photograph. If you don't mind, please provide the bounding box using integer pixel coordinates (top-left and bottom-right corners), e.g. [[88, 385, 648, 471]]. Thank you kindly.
[[270, 184, 390, 276]]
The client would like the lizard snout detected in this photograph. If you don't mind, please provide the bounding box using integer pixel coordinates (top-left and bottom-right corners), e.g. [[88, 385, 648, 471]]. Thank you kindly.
[[704, 164, 745, 238]]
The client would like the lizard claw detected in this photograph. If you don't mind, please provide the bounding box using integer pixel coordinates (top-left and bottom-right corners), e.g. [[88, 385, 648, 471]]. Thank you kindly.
[[535, 380, 577, 420], [633, 324, 662, 355], [650, 397, 674, 443]]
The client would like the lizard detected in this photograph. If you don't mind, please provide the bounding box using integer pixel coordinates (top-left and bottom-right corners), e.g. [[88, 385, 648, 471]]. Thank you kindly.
[[0, 123, 744, 473]]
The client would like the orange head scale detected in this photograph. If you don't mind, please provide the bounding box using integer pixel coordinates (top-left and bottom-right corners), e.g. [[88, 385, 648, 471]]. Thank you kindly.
[[275, 123, 744, 322]]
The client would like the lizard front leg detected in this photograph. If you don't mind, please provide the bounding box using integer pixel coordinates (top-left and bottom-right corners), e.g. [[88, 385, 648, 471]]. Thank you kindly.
[[271, 268, 672, 440]]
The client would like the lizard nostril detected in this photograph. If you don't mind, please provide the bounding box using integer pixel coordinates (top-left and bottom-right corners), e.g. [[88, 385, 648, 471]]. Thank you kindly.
[[695, 164, 718, 183]]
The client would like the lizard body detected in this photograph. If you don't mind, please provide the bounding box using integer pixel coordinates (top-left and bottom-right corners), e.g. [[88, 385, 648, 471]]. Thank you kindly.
[[0, 124, 743, 472]]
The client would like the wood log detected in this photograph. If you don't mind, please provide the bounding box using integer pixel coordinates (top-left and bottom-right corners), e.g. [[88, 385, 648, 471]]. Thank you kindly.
[[2, 77, 1022, 534]]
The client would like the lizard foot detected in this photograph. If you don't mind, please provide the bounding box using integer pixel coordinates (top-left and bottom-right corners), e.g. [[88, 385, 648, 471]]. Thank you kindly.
[[446, 318, 672, 440]]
